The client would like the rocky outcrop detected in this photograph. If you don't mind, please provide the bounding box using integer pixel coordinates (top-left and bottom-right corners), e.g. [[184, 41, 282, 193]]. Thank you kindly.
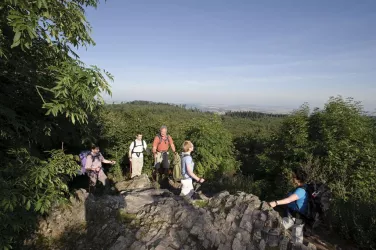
[[28, 175, 316, 250], [115, 174, 152, 192]]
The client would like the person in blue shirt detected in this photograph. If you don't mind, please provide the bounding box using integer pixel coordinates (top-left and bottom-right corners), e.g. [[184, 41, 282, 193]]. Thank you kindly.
[[180, 140, 205, 198], [268, 168, 308, 244]]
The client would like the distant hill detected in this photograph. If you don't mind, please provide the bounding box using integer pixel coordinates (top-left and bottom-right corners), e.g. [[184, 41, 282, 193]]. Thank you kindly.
[[106, 100, 291, 116], [224, 110, 287, 119]]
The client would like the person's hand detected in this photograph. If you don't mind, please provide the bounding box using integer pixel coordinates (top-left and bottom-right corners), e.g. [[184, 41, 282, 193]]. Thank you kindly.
[[95, 167, 101, 172], [268, 201, 277, 208], [129, 158, 132, 162], [199, 178, 205, 183], [111, 160, 116, 165]]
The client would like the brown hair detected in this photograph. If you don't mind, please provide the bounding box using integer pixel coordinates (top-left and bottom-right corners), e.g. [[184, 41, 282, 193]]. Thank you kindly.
[[182, 140, 193, 152]]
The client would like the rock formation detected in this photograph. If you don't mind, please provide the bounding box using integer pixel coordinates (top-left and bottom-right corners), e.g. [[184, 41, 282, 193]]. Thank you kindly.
[[27, 175, 316, 250]]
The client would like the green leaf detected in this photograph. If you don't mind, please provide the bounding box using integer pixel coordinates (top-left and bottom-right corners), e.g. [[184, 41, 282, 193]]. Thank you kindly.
[[26, 200, 31, 210]]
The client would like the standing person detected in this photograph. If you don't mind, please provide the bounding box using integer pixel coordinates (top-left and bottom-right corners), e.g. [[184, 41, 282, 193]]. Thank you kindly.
[[268, 168, 308, 244], [180, 141, 205, 198], [85, 145, 116, 190], [128, 133, 147, 178], [152, 125, 176, 180]]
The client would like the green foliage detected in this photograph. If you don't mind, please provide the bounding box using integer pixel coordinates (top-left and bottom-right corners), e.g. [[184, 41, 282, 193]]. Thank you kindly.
[[98, 103, 239, 181], [193, 200, 209, 208], [0, 0, 111, 248], [186, 117, 239, 178], [330, 200, 376, 249], [225, 110, 287, 119], [204, 174, 269, 198], [0, 149, 79, 248], [0, 0, 112, 125], [247, 96, 376, 247]]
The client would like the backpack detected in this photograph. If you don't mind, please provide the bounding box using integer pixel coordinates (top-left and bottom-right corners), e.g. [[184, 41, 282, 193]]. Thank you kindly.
[[131, 140, 147, 156], [78, 151, 101, 175], [173, 153, 191, 181], [78, 150, 91, 175], [172, 153, 182, 181], [297, 183, 332, 229]]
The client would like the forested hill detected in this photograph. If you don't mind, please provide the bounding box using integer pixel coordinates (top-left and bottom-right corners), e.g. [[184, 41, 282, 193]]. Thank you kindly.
[[225, 110, 287, 119], [100, 98, 376, 249]]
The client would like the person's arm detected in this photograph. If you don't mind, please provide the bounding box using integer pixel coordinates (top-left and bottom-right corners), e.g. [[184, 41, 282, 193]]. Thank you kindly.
[[102, 159, 116, 164], [269, 193, 299, 208], [101, 154, 116, 165], [169, 136, 176, 153], [152, 137, 158, 156], [129, 142, 134, 159], [185, 159, 204, 183]]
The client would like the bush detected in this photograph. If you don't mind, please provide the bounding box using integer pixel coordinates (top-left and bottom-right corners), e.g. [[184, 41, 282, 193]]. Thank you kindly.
[[251, 96, 376, 247], [0, 149, 79, 248]]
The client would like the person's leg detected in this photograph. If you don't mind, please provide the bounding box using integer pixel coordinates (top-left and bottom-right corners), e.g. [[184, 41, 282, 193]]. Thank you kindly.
[[180, 179, 194, 198], [161, 152, 170, 176], [154, 152, 163, 182], [88, 171, 97, 192], [131, 158, 142, 178], [291, 219, 304, 244], [282, 215, 295, 230], [140, 157, 144, 175], [97, 169, 108, 186], [154, 152, 163, 168]]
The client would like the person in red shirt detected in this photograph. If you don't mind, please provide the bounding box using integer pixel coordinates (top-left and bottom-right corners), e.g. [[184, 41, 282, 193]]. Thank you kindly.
[[152, 125, 176, 180]]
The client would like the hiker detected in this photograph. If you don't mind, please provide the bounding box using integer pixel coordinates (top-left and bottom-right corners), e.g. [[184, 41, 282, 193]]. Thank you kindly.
[[152, 125, 176, 179], [128, 133, 148, 178], [180, 141, 205, 198], [85, 145, 116, 188], [268, 167, 308, 244]]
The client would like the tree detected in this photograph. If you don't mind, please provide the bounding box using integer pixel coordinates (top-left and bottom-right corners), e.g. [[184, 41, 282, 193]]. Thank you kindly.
[[0, 1, 112, 248], [0, 0, 112, 124], [256, 97, 376, 248]]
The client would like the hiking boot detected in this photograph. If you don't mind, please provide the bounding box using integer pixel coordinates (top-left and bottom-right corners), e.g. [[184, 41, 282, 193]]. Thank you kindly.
[[197, 191, 209, 201]]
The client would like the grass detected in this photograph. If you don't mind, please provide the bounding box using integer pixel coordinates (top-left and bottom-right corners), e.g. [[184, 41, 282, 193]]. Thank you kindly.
[[117, 210, 138, 223], [193, 200, 209, 208]]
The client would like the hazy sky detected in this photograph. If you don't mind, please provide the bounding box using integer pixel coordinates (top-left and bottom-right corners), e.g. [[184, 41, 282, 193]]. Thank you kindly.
[[77, 0, 376, 111]]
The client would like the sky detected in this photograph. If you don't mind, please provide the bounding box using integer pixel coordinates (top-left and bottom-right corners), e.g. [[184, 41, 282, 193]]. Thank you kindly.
[[77, 0, 376, 111]]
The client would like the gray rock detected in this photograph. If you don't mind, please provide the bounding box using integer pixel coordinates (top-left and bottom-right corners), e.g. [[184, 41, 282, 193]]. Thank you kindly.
[[109, 236, 132, 250], [232, 237, 243, 250], [122, 188, 169, 213], [115, 174, 151, 191], [30, 175, 316, 250]]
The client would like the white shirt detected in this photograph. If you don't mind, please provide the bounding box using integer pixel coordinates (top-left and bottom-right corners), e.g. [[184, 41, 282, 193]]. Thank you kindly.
[[129, 139, 147, 158]]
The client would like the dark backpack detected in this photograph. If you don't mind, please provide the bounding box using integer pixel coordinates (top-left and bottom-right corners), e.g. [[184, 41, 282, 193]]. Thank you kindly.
[[297, 183, 332, 229]]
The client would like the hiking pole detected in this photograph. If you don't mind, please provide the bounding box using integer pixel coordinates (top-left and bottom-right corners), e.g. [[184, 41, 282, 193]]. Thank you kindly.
[[129, 158, 132, 179], [194, 182, 202, 193]]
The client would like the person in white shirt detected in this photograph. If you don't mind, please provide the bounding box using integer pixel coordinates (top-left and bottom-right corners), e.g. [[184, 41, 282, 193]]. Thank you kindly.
[[128, 133, 147, 178]]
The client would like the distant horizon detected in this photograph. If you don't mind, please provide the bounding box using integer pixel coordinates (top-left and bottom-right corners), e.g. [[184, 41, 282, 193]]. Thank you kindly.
[[104, 96, 376, 114], [79, 1, 376, 112]]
